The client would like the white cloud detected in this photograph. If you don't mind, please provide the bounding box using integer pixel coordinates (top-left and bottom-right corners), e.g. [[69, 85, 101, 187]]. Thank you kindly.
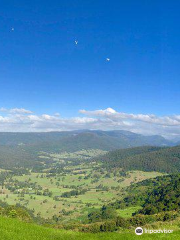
[[0, 108, 32, 114], [80, 108, 180, 126], [0, 107, 7, 112], [9, 108, 33, 114], [0, 107, 180, 139]]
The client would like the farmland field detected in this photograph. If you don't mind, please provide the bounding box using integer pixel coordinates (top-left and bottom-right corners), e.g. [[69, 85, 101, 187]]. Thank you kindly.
[[0, 151, 163, 222], [1, 145, 179, 239]]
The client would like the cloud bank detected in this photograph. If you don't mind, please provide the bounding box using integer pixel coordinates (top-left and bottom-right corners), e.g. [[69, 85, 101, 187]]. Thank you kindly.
[[0, 107, 180, 139]]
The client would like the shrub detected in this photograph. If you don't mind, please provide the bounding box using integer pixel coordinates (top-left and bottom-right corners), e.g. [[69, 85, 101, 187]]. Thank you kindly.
[[129, 214, 147, 226], [116, 216, 130, 228], [100, 221, 117, 232], [81, 223, 102, 233], [8, 210, 17, 218]]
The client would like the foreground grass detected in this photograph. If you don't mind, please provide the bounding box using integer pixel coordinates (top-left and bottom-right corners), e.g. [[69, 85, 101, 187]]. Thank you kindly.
[[0, 217, 180, 240]]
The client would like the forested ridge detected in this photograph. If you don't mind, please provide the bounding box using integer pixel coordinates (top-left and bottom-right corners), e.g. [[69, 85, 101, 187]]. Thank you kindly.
[[100, 145, 180, 173]]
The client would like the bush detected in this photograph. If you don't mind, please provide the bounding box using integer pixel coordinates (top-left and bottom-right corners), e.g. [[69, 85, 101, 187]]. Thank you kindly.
[[8, 210, 17, 218], [116, 217, 130, 228], [100, 221, 117, 232], [129, 214, 148, 226], [81, 221, 117, 233], [156, 211, 178, 222], [143, 215, 156, 224], [81, 223, 102, 233]]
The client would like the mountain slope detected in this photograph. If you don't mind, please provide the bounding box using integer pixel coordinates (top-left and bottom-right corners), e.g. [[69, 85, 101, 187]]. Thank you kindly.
[[0, 130, 173, 152], [99, 145, 180, 173], [0, 131, 174, 170]]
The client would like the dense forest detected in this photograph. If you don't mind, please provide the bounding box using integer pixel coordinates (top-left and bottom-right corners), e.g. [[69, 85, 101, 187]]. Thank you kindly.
[[139, 174, 180, 215], [99, 145, 180, 173]]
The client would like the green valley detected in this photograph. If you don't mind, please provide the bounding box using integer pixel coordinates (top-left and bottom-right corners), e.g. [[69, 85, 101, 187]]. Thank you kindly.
[[0, 132, 180, 239]]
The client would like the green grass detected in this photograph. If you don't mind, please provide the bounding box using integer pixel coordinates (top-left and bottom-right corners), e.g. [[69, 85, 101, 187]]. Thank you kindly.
[[0, 216, 180, 240], [46, 149, 108, 161], [117, 206, 142, 218]]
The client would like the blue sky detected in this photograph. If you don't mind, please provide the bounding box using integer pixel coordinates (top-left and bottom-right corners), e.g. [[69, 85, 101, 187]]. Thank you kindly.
[[0, 1, 180, 136]]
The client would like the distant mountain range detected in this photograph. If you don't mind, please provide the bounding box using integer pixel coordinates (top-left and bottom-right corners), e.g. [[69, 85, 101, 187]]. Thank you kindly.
[[0, 130, 180, 172], [0, 130, 175, 152]]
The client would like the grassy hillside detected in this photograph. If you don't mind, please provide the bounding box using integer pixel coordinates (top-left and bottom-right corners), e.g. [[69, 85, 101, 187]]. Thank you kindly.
[[0, 216, 180, 240], [100, 145, 180, 173]]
